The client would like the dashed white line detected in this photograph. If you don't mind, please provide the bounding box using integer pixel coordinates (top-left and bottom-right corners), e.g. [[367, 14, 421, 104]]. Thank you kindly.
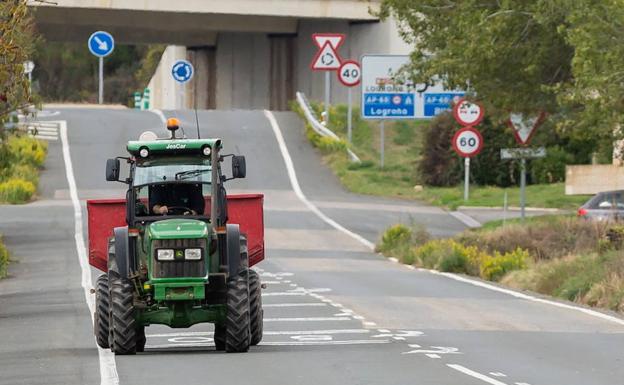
[[262, 303, 327, 308], [264, 317, 352, 322], [262, 292, 307, 297], [147, 329, 370, 338], [490, 372, 507, 377], [447, 364, 508, 385], [426, 354, 440, 359]]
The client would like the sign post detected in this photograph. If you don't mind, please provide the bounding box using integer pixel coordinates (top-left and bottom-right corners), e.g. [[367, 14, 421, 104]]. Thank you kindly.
[[337, 60, 361, 143], [311, 34, 344, 127], [171, 59, 194, 109], [500, 147, 547, 219], [88, 31, 115, 104], [452, 99, 484, 201], [23, 61, 35, 93]]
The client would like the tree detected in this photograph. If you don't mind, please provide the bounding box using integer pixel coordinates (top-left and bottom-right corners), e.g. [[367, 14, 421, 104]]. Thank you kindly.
[[379, 0, 624, 159], [0, 0, 37, 130]]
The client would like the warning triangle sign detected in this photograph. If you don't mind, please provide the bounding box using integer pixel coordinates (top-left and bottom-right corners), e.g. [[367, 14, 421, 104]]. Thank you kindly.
[[508, 112, 546, 145], [311, 42, 342, 71], [313, 33, 345, 49]]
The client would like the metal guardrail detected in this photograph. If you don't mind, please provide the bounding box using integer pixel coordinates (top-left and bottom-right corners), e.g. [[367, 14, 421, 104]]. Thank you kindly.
[[296, 92, 361, 163]]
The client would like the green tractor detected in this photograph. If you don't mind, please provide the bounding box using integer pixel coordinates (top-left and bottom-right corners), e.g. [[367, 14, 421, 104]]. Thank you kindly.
[[88, 120, 265, 354]]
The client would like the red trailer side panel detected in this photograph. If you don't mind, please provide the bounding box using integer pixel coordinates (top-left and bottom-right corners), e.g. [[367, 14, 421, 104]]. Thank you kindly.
[[87, 194, 264, 272]]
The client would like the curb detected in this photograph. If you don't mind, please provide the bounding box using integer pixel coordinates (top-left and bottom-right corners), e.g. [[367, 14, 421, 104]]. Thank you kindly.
[[457, 205, 569, 213]]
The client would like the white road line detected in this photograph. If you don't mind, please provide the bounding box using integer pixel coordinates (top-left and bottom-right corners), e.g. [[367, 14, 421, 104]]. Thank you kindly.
[[450, 211, 482, 228], [363, 321, 377, 327], [264, 317, 352, 322], [60, 121, 119, 385], [422, 269, 624, 326], [33, 135, 59, 141], [262, 292, 307, 296], [447, 364, 508, 385], [489, 372, 507, 377], [148, 329, 370, 338], [149, 109, 167, 124], [146, 339, 390, 349], [388, 257, 399, 263], [426, 354, 440, 359], [263, 110, 375, 250], [263, 303, 327, 308]]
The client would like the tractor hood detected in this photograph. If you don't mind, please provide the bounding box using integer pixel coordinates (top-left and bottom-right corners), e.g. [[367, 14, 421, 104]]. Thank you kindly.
[[148, 219, 209, 239]]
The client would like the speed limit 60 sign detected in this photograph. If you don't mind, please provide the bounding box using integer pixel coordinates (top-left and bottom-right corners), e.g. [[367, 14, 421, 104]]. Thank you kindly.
[[338, 60, 361, 87], [452, 127, 483, 157]]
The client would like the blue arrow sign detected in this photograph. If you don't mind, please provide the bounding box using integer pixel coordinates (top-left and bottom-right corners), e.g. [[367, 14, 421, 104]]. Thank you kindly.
[[88, 31, 115, 58], [171, 60, 194, 84]]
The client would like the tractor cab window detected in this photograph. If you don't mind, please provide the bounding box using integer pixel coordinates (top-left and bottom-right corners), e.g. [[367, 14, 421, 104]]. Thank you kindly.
[[133, 159, 212, 217]]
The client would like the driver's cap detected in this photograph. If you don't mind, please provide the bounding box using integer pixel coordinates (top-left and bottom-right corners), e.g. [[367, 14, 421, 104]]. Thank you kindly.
[[166, 117, 180, 131]]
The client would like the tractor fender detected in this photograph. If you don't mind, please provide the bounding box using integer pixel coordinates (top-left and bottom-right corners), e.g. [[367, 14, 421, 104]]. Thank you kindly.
[[226, 224, 247, 278], [112, 227, 130, 278]]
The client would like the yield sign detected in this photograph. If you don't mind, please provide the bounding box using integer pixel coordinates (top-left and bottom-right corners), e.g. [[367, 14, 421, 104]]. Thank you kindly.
[[310, 41, 341, 71], [312, 33, 345, 50], [508, 112, 546, 145]]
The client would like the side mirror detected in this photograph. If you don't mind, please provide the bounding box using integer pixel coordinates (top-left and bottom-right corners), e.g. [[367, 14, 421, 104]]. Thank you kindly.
[[106, 158, 120, 182], [232, 155, 246, 179]]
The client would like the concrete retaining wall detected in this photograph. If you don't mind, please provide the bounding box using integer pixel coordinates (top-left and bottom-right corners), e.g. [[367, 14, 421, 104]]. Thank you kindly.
[[566, 165, 624, 195]]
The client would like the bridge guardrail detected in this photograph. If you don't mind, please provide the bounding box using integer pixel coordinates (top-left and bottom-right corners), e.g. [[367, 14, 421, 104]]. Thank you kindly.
[[295, 92, 361, 163]]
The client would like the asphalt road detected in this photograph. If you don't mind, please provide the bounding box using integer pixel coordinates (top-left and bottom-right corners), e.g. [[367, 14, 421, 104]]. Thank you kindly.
[[1, 107, 623, 385]]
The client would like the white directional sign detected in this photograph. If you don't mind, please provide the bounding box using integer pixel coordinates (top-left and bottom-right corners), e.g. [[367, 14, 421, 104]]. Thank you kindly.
[[338, 60, 361, 87], [453, 98, 484, 126], [171, 60, 194, 84], [312, 33, 345, 50], [452, 127, 483, 158], [361, 55, 464, 120], [88, 31, 115, 58], [509, 112, 546, 145], [501, 147, 546, 159], [23, 61, 35, 74], [311, 42, 341, 71]]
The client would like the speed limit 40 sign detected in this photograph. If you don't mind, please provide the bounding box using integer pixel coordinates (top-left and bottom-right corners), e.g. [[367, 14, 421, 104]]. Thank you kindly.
[[338, 60, 361, 87], [452, 126, 483, 157]]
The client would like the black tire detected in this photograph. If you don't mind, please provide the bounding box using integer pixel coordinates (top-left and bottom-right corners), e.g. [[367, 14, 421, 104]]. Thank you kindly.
[[214, 325, 226, 351], [136, 326, 146, 353], [249, 270, 263, 346], [94, 274, 110, 349], [110, 278, 137, 355], [225, 270, 251, 353]]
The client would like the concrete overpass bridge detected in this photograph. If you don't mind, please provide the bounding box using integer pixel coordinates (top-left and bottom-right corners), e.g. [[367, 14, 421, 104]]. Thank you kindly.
[[31, 0, 409, 110]]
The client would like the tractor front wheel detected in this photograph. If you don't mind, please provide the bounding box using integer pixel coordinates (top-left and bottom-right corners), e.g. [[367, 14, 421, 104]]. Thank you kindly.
[[110, 278, 137, 355], [249, 270, 263, 346], [94, 274, 110, 349], [225, 271, 251, 353]]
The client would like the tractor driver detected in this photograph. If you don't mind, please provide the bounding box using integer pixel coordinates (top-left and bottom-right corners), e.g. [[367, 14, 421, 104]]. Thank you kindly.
[[150, 183, 205, 216]]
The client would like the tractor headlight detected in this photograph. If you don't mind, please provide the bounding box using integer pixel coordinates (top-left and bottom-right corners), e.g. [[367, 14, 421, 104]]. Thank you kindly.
[[139, 148, 149, 158], [184, 248, 202, 260], [202, 146, 211, 157], [157, 249, 174, 261]]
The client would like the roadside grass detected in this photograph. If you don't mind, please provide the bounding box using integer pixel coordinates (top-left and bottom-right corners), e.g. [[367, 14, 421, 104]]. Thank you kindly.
[[377, 216, 624, 313], [292, 102, 588, 210], [414, 183, 590, 211], [0, 236, 8, 279], [0, 134, 47, 204]]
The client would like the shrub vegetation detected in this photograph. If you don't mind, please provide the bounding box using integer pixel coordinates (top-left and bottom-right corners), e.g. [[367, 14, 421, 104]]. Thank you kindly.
[[378, 216, 624, 313]]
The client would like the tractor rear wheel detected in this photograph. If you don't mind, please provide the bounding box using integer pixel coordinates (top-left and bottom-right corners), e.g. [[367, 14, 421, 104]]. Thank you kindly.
[[225, 270, 251, 353], [135, 326, 146, 353], [249, 270, 263, 346], [214, 325, 226, 351], [94, 274, 110, 349], [110, 278, 137, 355]]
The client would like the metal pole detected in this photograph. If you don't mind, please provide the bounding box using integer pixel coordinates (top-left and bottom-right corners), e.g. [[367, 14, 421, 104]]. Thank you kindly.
[[324, 71, 330, 126], [28, 72, 32, 94], [380, 120, 385, 169], [347, 87, 353, 143], [98, 57, 104, 104], [520, 157, 527, 220], [464, 157, 470, 201]]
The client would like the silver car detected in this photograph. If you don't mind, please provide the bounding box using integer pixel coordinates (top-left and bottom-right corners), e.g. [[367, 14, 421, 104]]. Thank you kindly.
[[578, 190, 624, 221]]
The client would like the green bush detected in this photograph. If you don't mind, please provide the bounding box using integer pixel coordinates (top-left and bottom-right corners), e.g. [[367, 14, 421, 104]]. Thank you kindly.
[[316, 136, 347, 154], [531, 146, 574, 184], [480, 248, 529, 281], [378, 224, 412, 253], [6, 135, 47, 167], [0, 236, 8, 278], [0, 178, 36, 203]]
